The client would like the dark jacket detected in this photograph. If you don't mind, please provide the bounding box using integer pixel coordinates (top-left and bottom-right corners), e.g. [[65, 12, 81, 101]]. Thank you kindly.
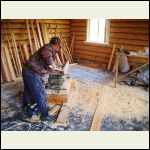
[[24, 44, 56, 76]]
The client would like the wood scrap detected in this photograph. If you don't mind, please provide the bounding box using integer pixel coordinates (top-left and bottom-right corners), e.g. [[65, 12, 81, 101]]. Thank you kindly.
[[48, 104, 62, 116]]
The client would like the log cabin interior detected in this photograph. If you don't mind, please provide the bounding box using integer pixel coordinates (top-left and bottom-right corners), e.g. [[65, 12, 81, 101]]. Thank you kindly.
[[1, 19, 149, 132]]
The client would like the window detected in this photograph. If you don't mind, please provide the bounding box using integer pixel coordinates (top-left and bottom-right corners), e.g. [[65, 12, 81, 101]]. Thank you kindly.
[[87, 19, 109, 44]]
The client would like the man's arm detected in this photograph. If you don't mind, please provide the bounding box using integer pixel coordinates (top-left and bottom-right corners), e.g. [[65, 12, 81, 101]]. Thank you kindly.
[[41, 46, 62, 71]]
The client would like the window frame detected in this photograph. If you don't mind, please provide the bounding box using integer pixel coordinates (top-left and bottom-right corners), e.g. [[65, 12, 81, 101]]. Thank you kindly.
[[85, 19, 110, 46]]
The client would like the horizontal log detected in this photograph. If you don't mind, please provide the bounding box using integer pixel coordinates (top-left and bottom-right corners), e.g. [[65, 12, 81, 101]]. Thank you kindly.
[[74, 35, 86, 41], [111, 43, 147, 51], [38, 19, 70, 24], [110, 22, 149, 28], [109, 33, 149, 40], [1, 29, 30, 34], [109, 38, 149, 46], [110, 19, 149, 22], [73, 53, 110, 64], [71, 19, 87, 23], [74, 50, 111, 59], [1, 23, 37, 29], [71, 27, 86, 32], [47, 28, 70, 33], [71, 31, 86, 36], [1, 19, 26, 23], [1, 33, 34, 41], [46, 24, 70, 29], [128, 57, 149, 64], [47, 33, 70, 38], [74, 45, 112, 54], [71, 22, 87, 27], [110, 27, 149, 34]]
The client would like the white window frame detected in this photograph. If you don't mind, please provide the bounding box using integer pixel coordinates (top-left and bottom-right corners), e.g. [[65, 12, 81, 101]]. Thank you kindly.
[[85, 19, 110, 46]]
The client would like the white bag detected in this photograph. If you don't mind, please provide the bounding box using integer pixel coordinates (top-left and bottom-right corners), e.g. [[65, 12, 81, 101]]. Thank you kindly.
[[118, 55, 130, 73]]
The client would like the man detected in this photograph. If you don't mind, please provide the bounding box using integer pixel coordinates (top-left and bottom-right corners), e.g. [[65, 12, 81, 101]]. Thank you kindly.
[[22, 36, 62, 121]]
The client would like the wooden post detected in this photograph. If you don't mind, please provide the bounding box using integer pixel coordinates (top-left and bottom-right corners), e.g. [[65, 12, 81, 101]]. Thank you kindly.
[[11, 32, 22, 76], [26, 19, 34, 55], [19, 44, 25, 64], [114, 55, 119, 88], [22, 44, 29, 61], [107, 44, 116, 70], [36, 19, 44, 46], [3, 46, 16, 81], [31, 20, 38, 51], [1, 47, 11, 82]]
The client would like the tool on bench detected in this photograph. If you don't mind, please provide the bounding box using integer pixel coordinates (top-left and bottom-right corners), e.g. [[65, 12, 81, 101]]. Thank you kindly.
[[47, 62, 69, 92]]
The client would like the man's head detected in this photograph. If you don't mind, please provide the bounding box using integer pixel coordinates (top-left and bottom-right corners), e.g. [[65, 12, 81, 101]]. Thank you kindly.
[[50, 36, 61, 53]]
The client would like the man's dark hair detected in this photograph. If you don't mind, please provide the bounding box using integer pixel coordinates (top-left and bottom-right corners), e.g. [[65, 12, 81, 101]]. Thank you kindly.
[[50, 36, 61, 46]]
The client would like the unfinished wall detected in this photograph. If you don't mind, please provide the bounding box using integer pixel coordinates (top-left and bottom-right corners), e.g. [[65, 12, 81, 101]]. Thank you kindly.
[[71, 19, 149, 66], [1, 19, 71, 83]]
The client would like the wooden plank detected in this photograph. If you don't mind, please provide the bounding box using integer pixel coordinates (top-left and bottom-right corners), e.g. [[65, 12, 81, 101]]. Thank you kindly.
[[1, 48, 11, 82], [19, 44, 25, 64], [90, 85, 103, 131], [3, 46, 16, 81], [107, 44, 116, 70], [26, 19, 34, 55], [31, 20, 38, 51], [46, 89, 68, 103], [11, 32, 22, 76], [36, 19, 44, 47], [54, 105, 69, 125], [22, 44, 30, 61], [114, 56, 119, 88], [48, 105, 62, 116]]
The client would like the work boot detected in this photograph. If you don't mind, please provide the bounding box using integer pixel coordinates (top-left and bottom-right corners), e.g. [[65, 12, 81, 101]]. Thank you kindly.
[[40, 114, 54, 121]]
